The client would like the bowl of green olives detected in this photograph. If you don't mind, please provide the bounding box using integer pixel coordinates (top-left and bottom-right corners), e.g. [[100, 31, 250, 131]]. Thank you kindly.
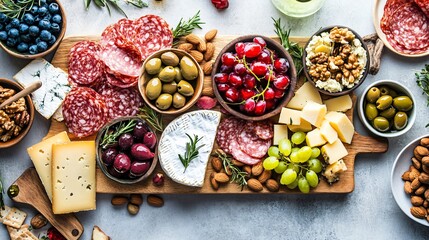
[[358, 80, 416, 137], [139, 48, 204, 115]]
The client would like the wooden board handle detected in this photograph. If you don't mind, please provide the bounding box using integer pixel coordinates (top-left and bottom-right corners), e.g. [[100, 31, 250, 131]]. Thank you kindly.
[[350, 133, 388, 153], [10, 168, 83, 240]]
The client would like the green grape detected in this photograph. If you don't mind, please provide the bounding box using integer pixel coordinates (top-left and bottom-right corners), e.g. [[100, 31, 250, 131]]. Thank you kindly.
[[278, 138, 292, 156], [287, 178, 299, 189], [308, 159, 323, 173], [268, 146, 280, 158], [287, 163, 300, 173], [291, 147, 300, 153], [298, 177, 310, 193], [311, 147, 321, 159], [274, 161, 287, 174], [305, 170, 319, 188], [291, 131, 306, 145], [297, 146, 312, 163], [289, 151, 300, 163], [280, 169, 297, 185], [263, 156, 279, 170]]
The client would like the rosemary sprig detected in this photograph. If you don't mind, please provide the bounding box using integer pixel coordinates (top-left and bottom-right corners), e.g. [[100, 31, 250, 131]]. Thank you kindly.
[[0, 175, 5, 215], [100, 119, 137, 149], [213, 150, 248, 189], [0, 0, 37, 19], [416, 64, 429, 127], [171, 10, 205, 45], [84, 0, 148, 18], [272, 17, 304, 76], [179, 134, 205, 173], [138, 105, 163, 132]]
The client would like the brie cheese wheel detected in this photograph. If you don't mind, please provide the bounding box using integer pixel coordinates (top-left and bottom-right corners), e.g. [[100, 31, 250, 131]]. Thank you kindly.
[[158, 110, 221, 187]]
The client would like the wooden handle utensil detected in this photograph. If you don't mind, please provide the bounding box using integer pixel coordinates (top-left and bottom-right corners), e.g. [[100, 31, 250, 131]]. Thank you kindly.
[[0, 81, 42, 109]]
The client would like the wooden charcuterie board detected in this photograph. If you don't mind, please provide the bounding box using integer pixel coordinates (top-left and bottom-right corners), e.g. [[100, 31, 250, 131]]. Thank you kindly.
[[42, 35, 388, 194]]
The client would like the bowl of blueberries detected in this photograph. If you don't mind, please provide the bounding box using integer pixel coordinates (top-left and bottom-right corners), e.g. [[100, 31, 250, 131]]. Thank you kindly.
[[0, 0, 66, 59]]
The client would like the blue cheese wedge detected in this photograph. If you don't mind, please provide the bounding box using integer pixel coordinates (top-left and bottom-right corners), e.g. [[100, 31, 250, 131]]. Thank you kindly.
[[158, 110, 221, 187], [13, 58, 71, 119]]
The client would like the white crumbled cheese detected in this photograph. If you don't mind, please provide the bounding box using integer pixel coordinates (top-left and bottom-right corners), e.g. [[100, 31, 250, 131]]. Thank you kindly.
[[305, 33, 332, 66], [315, 79, 343, 93]]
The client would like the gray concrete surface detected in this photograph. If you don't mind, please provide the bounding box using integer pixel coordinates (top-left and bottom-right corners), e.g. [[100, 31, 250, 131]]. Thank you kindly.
[[1, 0, 429, 239]]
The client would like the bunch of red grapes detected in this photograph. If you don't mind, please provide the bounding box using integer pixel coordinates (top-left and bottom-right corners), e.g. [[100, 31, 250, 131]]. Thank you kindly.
[[214, 36, 291, 116]]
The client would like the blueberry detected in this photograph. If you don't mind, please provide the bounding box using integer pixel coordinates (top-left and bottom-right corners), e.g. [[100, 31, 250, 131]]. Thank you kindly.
[[0, 31, 7, 41], [29, 44, 38, 54], [48, 3, 59, 13], [23, 13, 35, 25], [38, 6, 48, 16], [48, 35, 56, 45], [51, 14, 61, 24], [5, 24, 12, 31], [37, 41, 48, 52], [29, 25, 40, 37], [19, 23, 29, 33], [50, 23, 60, 33], [10, 18, 20, 28], [0, 13, 7, 23], [40, 0, 47, 5], [30, 6, 39, 15], [6, 37, 18, 47], [35, 37, 42, 44], [42, 13, 52, 21], [8, 28, 19, 38], [38, 19, 51, 30], [39, 30, 51, 41], [0, 24, 3, 31], [21, 34, 31, 43], [17, 42, 29, 53]]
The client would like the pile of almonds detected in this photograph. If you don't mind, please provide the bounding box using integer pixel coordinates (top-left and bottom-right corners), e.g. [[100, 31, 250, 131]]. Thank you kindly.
[[177, 30, 217, 75], [111, 194, 164, 215], [402, 137, 429, 222]]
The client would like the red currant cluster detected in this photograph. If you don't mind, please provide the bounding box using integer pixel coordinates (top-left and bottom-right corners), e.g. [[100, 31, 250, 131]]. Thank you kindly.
[[214, 37, 291, 116], [211, 0, 229, 9]]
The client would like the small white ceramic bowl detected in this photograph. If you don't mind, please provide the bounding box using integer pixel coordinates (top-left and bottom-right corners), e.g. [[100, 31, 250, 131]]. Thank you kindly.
[[391, 134, 429, 227], [358, 79, 416, 138]]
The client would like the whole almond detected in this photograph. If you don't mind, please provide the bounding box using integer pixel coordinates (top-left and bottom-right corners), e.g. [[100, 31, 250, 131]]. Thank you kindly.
[[224, 166, 232, 176], [202, 61, 213, 75], [258, 170, 272, 184], [418, 172, 429, 184], [211, 157, 222, 172], [422, 156, 429, 167], [178, 43, 194, 52], [411, 196, 424, 206], [30, 214, 48, 229], [402, 171, 410, 181], [210, 172, 219, 190], [231, 159, 245, 167], [411, 178, 421, 190], [404, 181, 413, 194], [111, 196, 128, 206], [204, 42, 215, 61], [412, 157, 422, 170], [147, 195, 164, 207], [421, 138, 429, 148], [205, 29, 218, 42], [130, 194, 143, 206], [423, 165, 429, 174], [186, 33, 203, 45], [409, 169, 420, 181], [197, 41, 207, 52], [190, 50, 204, 63], [214, 172, 230, 183], [414, 146, 429, 160], [265, 179, 280, 192], [425, 189, 429, 200], [247, 178, 263, 192], [127, 203, 140, 215], [415, 185, 427, 196], [243, 165, 252, 178], [251, 162, 264, 176], [424, 200, 429, 208], [410, 206, 427, 219]]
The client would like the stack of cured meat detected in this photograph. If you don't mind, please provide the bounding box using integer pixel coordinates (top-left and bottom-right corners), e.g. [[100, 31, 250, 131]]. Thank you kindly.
[[380, 0, 429, 54], [63, 15, 173, 138]]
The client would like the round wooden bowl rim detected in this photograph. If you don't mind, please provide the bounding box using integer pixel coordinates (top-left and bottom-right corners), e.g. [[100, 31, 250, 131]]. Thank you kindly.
[[0, 0, 67, 59], [138, 48, 204, 115], [211, 35, 297, 121], [302, 25, 370, 97], [0, 78, 35, 149]]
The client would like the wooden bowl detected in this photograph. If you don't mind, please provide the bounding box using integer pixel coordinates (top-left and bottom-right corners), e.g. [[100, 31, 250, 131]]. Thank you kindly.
[[302, 26, 370, 96], [212, 35, 297, 121], [0, 78, 34, 149], [138, 48, 204, 115], [95, 116, 158, 185], [0, 0, 67, 59]]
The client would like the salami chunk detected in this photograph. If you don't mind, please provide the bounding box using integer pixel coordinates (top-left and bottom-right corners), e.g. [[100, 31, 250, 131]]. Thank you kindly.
[[68, 41, 104, 86]]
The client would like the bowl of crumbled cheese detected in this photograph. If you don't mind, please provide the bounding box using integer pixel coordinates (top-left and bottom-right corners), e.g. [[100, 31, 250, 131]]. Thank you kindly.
[[302, 26, 369, 96]]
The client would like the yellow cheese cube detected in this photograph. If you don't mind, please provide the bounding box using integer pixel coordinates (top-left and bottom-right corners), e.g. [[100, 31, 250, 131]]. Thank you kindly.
[[301, 101, 327, 128], [323, 95, 353, 112], [273, 124, 288, 145], [324, 111, 354, 144], [319, 120, 338, 144], [52, 141, 96, 214], [306, 128, 327, 147], [288, 118, 313, 132], [27, 131, 70, 201], [279, 107, 301, 125], [321, 139, 348, 164], [286, 82, 322, 110], [323, 159, 347, 183]]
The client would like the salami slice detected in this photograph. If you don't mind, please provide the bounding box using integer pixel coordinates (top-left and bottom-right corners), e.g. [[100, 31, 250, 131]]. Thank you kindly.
[[254, 121, 274, 140], [216, 118, 243, 152], [102, 85, 143, 120], [229, 138, 261, 165], [68, 41, 104, 86], [100, 44, 142, 77], [63, 87, 107, 138], [105, 71, 138, 88], [415, 0, 429, 18], [238, 124, 271, 158]]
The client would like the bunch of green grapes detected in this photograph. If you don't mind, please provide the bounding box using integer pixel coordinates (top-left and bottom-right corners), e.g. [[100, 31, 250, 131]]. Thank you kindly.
[[263, 132, 323, 193]]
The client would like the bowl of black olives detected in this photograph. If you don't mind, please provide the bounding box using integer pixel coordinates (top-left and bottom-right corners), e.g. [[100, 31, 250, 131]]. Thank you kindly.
[[96, 116, 158, 184], [358, 79, 416, 138], [0, 0, 66, 59]]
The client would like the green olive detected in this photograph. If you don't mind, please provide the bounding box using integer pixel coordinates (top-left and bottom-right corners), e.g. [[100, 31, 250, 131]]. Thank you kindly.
[[376, 95, 393, 110], [180, 56, 198, 80], [365, 103, 378, 121], [161, 51, 180, 66], [372, 116, 390, 132], [155, 93, 173, 110], [145, 58, 162, 75], [393, 112, 408, 130], [379, 86, 398, 98], [145, 78, 162, 100], [366, 87, 381, 103], [158, 66, 176, 82], [173, 92, 186, 109], [379, 106, 396, 119], [162, 81, 177, 94], [174, 67, 183, 83], [177, 80, 195, 96], [393, 96, 413, 112]]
